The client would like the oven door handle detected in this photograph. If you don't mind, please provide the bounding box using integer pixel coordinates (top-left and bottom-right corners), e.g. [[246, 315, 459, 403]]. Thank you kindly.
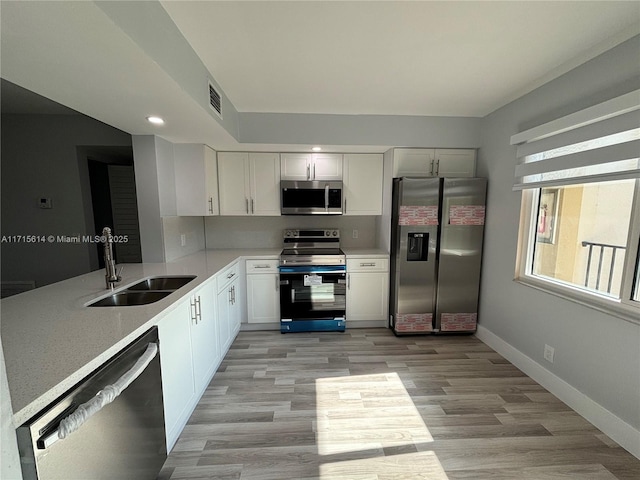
[[279, 269, 345, 275], [37, 342, 159, 449]]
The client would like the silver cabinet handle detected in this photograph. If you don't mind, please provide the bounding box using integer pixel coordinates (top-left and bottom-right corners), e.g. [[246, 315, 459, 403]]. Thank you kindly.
[[313, 163, 316, 180], [38, 343, 159, 449], [208, 197, 214, 214], [245, 198, 249, 214], [190, 297, 197, 324], [435, 159, 440, 176], [254, 265, 271, 269], [430, 159, 435, 176], [195, 296, 202, 323], [347, 273, 351, 290], [344, 197, 347, 214], [307, 164, 310, 180], [275, 275, 279, 292], [232, 285, 236, 304], [360, 262, 376, 267], [251, 198, 254, 214], [227, 272, 236, 279], [228, 286, 233, 305]]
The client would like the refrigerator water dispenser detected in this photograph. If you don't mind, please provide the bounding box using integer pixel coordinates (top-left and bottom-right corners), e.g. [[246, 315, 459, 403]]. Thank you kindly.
[[407, 232, 429, 261]]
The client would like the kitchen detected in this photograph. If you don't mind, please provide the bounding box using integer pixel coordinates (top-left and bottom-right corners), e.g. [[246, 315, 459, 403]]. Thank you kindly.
[[2, 2, 640, 479]]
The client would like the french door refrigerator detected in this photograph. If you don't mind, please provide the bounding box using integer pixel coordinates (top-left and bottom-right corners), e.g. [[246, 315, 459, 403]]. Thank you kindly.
[[390, 177, 487, 335]]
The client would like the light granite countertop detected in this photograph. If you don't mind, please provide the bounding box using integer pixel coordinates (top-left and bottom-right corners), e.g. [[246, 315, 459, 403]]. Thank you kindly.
[[1, 247, 383, 426]]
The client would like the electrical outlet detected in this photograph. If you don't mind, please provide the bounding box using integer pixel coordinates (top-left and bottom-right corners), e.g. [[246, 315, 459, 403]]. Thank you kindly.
[[352, 229, 358, 239], [180, 234, 186, 247], [544, 344, 555, 363]]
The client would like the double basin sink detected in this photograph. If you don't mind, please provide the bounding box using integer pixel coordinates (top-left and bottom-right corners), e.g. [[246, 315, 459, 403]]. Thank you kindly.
[[89, 276, 196, 307]]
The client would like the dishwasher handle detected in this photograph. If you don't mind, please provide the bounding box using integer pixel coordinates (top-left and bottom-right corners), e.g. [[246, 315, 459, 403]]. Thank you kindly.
[[37, 342, 159, 449]]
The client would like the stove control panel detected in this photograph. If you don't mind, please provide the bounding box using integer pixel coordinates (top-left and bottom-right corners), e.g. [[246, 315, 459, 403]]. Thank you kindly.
[[283, 229, 340, 239]]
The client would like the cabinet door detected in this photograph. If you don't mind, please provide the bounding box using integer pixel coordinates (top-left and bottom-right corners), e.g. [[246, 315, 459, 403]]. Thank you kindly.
[[343, 154, 383, 215], [230, 278, 242, 339], [204, 146, 220, 215], [218, 152, 250, 215], [346, 272, 389, 322], [247, 273, 280, 324], [249, 153, 281, 216], [175, 144, 210, 216], [393, 148, 435, 177], [280, 153, 311, 180], [190, 283, 220, 395], [216, 286, 232, 354], [434, 149, 476, 177], [157, 301, 195, 451], [311, 153, 343, 180]]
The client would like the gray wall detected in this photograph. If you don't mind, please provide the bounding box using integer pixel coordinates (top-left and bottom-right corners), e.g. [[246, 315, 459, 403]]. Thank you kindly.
[[204, 216, 377, 250], [477, 35, 640, 438], [1, 114, 132, 288]]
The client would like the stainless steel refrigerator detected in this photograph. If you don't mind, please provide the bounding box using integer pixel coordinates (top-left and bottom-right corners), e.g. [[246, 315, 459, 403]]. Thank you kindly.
[[389, 177, 487, 335]]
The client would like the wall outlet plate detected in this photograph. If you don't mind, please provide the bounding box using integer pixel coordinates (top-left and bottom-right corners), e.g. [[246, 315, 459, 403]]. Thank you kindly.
[[544, 344, 555, 363]]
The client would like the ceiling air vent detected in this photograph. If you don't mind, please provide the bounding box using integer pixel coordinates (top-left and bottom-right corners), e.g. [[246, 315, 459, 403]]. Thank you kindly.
[[208, 81, 222, 119]]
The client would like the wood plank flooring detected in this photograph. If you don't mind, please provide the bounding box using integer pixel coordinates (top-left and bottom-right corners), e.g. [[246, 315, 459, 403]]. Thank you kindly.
[[159, 329, 639, 480]]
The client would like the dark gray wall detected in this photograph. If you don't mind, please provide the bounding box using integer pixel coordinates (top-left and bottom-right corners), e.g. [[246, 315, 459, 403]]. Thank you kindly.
[[1, 114, 132, 288]]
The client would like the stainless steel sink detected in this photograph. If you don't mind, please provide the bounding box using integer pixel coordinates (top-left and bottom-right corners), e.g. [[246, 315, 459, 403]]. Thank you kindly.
[[126, 276, 196, 291], [88, 275, 196, 307], [89, 291, 173, 307]]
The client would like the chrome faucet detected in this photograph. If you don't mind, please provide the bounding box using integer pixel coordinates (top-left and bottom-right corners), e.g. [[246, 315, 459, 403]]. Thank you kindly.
[[102, 227, 122, 289]]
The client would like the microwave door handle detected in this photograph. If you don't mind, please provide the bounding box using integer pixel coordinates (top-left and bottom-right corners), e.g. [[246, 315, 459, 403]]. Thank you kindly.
[[325, 184, 329, 212]]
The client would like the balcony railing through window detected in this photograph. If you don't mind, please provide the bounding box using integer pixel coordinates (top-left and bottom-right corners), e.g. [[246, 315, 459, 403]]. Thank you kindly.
[[581, 241, 626, 295]]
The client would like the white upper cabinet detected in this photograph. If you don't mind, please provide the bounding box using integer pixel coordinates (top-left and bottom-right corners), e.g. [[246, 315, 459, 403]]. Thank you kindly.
[[280, 153, 343, 181], [393, 148, 476, 177], [343, 153, 383, 215], [218, 152, 280, 216], [433, 149, 477, 177], [174, 144, 219, 216]]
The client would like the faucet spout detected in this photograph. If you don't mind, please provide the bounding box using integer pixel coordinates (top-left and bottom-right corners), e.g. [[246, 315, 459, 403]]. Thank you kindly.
[[102, 227, 121, 289]]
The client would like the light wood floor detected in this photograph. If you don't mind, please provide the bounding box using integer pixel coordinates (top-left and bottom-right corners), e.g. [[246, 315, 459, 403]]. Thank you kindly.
[[159, 329, 639, 480]]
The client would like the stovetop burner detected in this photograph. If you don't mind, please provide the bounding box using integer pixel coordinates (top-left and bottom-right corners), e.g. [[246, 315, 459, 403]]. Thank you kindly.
[[279, 229, 345, 266]]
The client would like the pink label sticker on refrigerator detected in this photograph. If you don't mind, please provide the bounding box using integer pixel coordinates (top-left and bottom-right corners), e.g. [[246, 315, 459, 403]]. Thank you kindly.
[[399, 206, 439, 225], [440, 313, 477, 331], [395, 313, 433, 332], [449, 205, 485, 225]]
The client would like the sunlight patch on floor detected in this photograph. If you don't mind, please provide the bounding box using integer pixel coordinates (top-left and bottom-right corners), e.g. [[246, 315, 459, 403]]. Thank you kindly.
[[315, 372, 446, 478]]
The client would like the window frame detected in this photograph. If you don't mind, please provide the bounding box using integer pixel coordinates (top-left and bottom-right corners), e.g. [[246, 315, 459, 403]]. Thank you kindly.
[[515, 178, 640, 325]]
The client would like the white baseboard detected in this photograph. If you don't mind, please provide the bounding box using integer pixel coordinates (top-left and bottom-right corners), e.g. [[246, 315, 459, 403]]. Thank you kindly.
[[475, 325, 640, 460]]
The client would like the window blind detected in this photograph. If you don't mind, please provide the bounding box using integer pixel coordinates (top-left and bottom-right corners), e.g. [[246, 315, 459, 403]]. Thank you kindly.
[[511, 89, 640, 190]]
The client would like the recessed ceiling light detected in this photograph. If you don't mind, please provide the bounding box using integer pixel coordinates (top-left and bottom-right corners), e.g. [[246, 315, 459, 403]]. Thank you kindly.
[[312, 146, 322, 152], [146, 116, 164, 125]]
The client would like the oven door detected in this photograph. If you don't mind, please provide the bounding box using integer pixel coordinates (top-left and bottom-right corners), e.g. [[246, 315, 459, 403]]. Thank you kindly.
[[279, 265, 346, 320]]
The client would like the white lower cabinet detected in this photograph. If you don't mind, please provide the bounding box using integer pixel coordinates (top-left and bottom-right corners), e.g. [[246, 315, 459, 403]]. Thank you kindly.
[[246, 259, 280, 325], [189, 282, 220, 395], [158, 277, 223, 452], [346, 257, 389, 323], [216, 262, 242, 353], [157, 299, 196, 452]]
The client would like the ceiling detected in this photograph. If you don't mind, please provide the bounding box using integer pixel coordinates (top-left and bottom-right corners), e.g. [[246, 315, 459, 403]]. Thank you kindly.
[[161, 1, 640, 117], [1, 1, 639, 151]]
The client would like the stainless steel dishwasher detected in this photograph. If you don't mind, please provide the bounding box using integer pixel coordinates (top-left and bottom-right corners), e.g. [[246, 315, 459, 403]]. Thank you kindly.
[[17, 327, 166, 480]]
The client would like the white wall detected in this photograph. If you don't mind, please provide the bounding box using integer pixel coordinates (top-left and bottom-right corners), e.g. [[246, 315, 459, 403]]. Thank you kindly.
[[1, 114, 132, 288], [163, 216, 206, 262], [477, 35, 640, 456]]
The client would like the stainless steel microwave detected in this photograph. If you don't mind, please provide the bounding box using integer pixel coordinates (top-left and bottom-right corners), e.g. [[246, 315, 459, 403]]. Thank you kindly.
[[281, 180, 343, 215]]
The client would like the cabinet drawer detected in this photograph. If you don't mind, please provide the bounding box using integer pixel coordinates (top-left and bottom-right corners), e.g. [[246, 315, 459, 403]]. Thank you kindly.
[[216, 262, 240, 292], [246, 259, 279, 274], [347, 258, 389, 272]]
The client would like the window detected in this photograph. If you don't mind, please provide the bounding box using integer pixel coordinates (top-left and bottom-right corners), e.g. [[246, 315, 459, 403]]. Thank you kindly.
[[512, 90, 640, 322]]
